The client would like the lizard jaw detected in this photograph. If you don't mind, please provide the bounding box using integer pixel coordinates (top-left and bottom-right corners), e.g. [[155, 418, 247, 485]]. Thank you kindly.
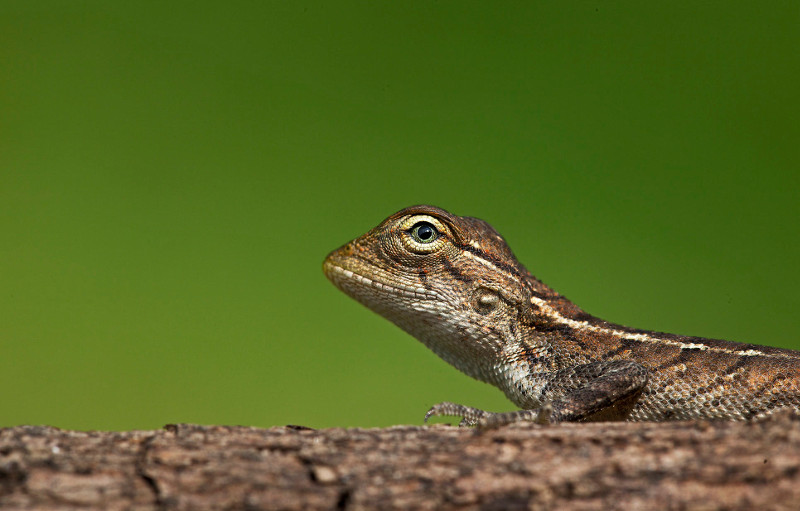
[[323, 259, 436, 302]]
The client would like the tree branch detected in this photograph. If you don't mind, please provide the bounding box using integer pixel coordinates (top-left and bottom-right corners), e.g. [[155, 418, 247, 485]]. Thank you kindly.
[[2, 411, 800, 510]]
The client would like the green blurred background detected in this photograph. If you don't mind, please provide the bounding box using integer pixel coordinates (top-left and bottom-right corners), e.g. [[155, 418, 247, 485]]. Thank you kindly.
[[1, 2, 798, 431]]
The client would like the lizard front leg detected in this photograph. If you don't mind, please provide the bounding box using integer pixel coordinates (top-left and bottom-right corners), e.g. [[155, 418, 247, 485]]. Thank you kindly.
[[425, 359, 649, 428]]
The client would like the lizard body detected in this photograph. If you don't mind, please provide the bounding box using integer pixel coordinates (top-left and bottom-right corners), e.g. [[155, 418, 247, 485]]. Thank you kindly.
[[323, 205, 800, 426]]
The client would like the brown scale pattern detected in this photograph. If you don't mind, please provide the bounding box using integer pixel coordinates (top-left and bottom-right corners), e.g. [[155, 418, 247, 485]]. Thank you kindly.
[[324, 205, 800, 425]]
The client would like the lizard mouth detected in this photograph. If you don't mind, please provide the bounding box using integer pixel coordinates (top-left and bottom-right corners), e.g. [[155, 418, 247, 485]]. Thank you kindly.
[[323, 258, 434, 301]]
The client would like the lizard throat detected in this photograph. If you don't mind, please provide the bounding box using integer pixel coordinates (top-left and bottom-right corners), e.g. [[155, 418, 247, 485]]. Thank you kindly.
[[323, 258, 507, 384]]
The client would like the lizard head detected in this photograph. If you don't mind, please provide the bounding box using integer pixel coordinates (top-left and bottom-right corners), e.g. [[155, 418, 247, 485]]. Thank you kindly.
[[323, 205, 542, 383]]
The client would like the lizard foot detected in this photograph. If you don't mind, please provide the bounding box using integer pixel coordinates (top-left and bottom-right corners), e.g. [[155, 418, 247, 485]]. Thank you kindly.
[[424, 402, 493, 427], [474, 402, 554, 429], [425, 401, 555, 429]]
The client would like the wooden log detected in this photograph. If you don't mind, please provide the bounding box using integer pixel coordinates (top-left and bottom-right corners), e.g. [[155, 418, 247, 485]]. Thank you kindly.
[[2, 411, 800, 510]]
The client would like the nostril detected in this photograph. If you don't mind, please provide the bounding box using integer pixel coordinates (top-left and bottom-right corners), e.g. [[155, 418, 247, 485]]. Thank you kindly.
[[328, 243, 355, 259]]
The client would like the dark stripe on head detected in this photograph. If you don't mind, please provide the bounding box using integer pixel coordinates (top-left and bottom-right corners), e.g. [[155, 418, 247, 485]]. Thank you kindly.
[[452, 241, 525, 280], [442, 258, 473, 284]]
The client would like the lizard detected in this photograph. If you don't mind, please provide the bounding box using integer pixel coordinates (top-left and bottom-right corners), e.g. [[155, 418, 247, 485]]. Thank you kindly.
[[323, 205, 800, 427]]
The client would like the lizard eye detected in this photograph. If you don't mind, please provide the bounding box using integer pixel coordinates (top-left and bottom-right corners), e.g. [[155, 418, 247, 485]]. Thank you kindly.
[[398, 214, 448, 254], [410, 222, 439, 244]]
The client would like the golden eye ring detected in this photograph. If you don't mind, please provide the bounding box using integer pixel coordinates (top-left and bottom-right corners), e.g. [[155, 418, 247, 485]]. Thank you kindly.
[[399, 215, 448, 254]]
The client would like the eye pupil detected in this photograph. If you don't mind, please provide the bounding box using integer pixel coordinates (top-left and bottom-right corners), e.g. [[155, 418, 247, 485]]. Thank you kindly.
[[417, 224, 433, 240], [411, 222, 439, 243]]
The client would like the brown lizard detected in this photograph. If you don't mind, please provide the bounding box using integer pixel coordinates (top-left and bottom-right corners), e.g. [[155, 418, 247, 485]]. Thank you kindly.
[[323, 205, 800, 426]]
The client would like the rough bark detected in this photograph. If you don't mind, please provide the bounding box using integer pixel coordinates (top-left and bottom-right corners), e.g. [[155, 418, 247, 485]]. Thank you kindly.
[[2, 411, 800, 510]]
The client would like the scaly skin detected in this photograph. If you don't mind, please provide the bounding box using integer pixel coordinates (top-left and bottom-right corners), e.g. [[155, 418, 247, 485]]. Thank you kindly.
[[324, 205, 800, 426]]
